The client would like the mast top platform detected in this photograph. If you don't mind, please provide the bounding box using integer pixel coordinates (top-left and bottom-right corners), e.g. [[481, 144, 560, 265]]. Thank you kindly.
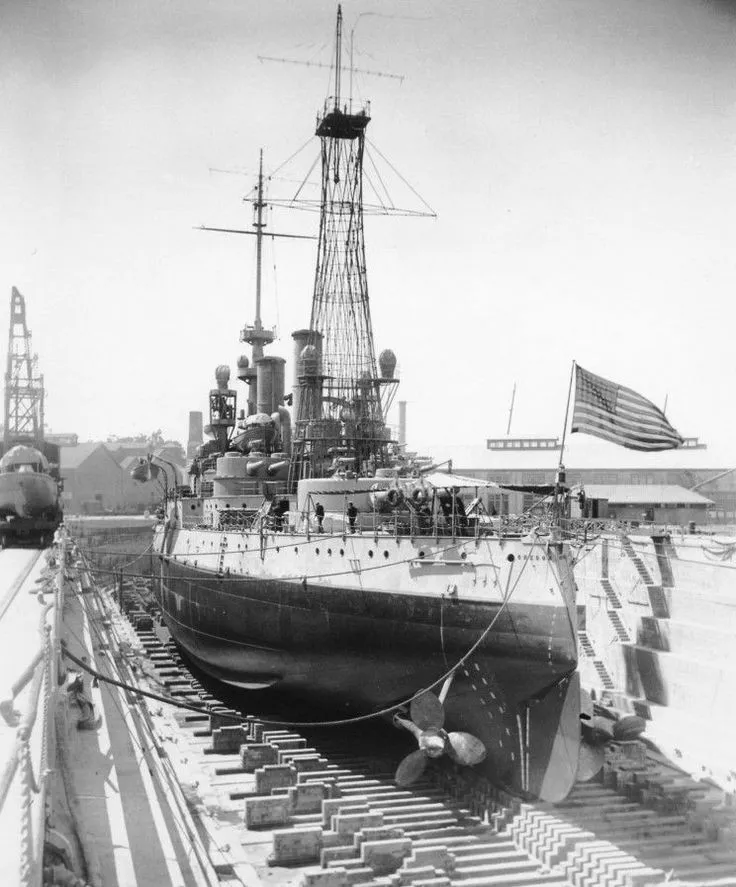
[[316, 100, 371, 139]]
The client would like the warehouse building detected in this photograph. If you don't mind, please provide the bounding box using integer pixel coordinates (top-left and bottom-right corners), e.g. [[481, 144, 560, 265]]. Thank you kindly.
[[425, 436, 734, 524]]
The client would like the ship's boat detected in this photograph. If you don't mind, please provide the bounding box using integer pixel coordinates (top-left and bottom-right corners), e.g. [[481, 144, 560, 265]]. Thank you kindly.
[[0, 444, 62, 545], [0, 445, 59, 518]]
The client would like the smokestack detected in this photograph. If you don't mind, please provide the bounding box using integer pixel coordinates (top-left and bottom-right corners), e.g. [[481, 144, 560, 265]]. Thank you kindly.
[[187, 411, 204, 459], [256, 356, 286, 415], [291, 329, 323, 422], [398, 401, 407, 447]]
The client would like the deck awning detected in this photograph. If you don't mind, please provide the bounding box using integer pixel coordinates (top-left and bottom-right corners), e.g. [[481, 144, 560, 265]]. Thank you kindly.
[[420, 471, 500, 490]]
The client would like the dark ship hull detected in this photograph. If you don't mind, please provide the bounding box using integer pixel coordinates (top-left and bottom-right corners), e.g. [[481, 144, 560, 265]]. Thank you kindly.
[[154, 522, 582, 798]]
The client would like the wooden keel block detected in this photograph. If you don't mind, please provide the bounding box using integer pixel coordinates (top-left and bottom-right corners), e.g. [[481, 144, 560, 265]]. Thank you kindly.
[[211, 725, 249, 753], [255, 764, 297, 794], [269, 826, 323, 865], [244, 795, 291, 829], [241, 742, 279, 771]]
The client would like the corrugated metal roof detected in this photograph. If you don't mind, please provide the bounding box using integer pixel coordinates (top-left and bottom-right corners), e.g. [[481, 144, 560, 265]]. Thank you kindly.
[[425, 437, 732, 472], [582, 484, 713, 505]]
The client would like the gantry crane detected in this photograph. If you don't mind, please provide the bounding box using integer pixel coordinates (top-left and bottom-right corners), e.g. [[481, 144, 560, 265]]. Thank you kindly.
[[4, 287, 45, 449]]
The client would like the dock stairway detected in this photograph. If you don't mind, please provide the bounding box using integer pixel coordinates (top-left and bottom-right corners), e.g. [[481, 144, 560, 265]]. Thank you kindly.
[[607, 610, 631, 644], [620, 536, 654, 587], [599, 578, 622, 609], [577, 630, 616, 690]]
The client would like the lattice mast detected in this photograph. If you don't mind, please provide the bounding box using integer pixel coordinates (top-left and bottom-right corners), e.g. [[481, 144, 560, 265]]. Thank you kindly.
[[293, 5, 397, 478], [4, 287, 45, 448]]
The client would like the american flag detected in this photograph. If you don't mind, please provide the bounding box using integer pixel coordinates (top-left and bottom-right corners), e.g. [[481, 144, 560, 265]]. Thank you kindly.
[[571, 365, 683, 451]]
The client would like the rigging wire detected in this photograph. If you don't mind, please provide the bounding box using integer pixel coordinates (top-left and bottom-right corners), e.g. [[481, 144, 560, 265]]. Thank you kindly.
[[362, 168, 389, 214], [269, 136, 318, 180], [269, 211, 281, 338], [290, 152, 321, 205], [364, 147, 396, 210], [366, 138, 437, 217]]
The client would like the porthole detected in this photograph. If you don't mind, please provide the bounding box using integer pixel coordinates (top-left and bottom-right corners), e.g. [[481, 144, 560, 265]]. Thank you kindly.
[[418, 551, 425, 558], [315, 548, 320, 555], [507, 553, 515, 562], [339, 548, 344, 556], [190, 504, 196, 511], [276, 546, 280, 553], [225, 503, 230, 509], [294, 547, 299, 554], [327, 548, 332, 556], [461, 552, 467, 560], [368, 550, 374, 558], [383, 550, 389, 559]]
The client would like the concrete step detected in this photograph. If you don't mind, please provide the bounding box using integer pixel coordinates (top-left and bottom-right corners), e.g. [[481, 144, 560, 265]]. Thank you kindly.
[[451, 858, 540, 880]]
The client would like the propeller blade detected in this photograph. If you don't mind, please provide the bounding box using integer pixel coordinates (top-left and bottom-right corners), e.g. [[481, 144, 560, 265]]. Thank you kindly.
[[395, 749, 429, 786], [612, 715, 646, 741], [446, 731, 487, 766], [393, 714, 423, 741], [583, 715, 615, 746], [410, 691, 445, 731], [577, 741, 606, 782]]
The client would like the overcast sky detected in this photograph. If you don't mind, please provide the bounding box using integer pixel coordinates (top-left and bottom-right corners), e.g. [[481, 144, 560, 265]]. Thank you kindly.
[[2, 0, 735, 460]]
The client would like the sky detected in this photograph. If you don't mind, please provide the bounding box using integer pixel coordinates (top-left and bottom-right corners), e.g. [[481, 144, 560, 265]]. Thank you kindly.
[[2, 0, 735, 461]]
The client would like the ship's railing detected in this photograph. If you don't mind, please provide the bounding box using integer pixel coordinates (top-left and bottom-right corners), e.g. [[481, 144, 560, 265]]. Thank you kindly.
[[0, 538, 63, 887], [558, 517, 736, 542], [202, 498, 556, 539], [304, 499, 549, 540]]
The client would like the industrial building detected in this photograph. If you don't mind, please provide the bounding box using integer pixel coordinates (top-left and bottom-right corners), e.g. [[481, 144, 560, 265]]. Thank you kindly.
[[426, 436, 735, 525], [576, 484, 712, 524], [59, 440, 183, 515]]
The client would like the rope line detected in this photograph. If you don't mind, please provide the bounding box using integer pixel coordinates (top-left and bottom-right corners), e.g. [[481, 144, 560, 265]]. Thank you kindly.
[[61, 550, 534, 730]]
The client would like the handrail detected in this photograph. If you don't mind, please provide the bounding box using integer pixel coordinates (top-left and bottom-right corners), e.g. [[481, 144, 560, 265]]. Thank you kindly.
[[0, 536, 64, 887], [0, 604, 52, 813]]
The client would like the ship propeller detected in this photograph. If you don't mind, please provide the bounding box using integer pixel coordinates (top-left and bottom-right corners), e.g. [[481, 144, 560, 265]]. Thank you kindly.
[[577, 691, 647, 783], [394, 674, 487, 787]]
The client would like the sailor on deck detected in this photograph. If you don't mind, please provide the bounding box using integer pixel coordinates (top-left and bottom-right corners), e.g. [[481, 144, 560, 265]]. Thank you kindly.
[[347, 501, 358, 533]]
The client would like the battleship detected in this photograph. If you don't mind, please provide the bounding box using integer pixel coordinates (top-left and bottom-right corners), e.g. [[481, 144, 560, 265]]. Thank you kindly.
[[146, 7, 616, 803]]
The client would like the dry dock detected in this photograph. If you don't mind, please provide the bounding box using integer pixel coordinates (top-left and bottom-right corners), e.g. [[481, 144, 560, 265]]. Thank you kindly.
[[1, 528, 735, 886]]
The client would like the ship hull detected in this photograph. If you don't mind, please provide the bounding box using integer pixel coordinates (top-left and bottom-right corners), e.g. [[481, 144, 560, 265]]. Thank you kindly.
[[159, 556, 574, 708], [0, 471, 57, 519], [154, 524, 580, 797]]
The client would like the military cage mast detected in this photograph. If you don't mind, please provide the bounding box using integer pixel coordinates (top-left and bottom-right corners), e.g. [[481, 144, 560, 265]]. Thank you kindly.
[[291, 5, 398, 481], [4, 287, 45, 449]]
